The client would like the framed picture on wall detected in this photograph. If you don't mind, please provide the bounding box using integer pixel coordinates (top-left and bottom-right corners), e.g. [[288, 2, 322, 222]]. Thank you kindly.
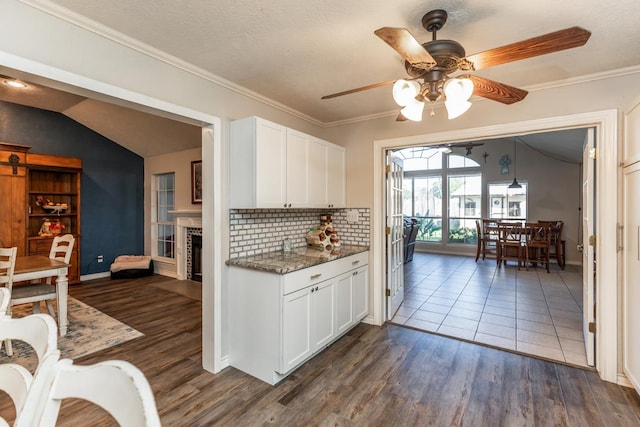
[[191, 160, 202, 204]]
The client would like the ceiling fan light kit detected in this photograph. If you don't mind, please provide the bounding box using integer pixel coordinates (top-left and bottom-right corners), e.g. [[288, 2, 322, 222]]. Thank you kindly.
[[392, 79, 421, 106], [400, 99, 425, 122], [321, 9, 590, 123]]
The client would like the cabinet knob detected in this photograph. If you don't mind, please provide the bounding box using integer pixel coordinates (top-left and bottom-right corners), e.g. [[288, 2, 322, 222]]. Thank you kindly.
[[352, 260, 360, 265], [284, 204, 287, 208], [311, 288, 315, 293], [315, 286, 319, 291], [353, 271, 358, 276], [310, 273, 322, 279]]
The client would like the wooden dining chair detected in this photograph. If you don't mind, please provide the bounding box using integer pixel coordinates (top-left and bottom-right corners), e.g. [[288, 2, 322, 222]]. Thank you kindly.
[[14, 358, 161, 427], [497, 222, 525, 270], [11, 235, 74, 319], [525, 222, 552, 273], [539, 220, 565, 269]]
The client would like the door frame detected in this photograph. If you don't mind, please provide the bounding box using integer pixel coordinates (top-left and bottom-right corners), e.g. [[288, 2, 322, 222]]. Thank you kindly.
[[0, 51, 224, 374], [372, 110, 619, 383]]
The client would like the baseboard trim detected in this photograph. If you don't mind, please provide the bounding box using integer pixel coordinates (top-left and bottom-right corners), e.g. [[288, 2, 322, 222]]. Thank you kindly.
[[80, 271, 111, 281], [618, 373, 634, 388]]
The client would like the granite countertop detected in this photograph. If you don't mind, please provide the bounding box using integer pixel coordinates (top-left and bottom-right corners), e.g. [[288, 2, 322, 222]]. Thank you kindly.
[[226, 244, 369, 274]]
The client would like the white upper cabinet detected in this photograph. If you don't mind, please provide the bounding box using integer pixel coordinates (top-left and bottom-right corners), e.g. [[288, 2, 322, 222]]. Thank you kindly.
[[285, 128, 310, 207], [327, 143, 346, 208], [308, 136, 346, 208], [230, 116, 345, 209]]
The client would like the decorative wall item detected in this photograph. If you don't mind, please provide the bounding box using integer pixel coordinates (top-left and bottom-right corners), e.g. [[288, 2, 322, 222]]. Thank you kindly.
[[499, 154, 511, 175], [191, 160, 202, 204]]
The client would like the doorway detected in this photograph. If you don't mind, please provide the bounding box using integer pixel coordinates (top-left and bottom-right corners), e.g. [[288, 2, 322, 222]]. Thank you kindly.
[[373, 110, 619, 382], [0, 62, 223, 373], [385, 129, 594, 366]]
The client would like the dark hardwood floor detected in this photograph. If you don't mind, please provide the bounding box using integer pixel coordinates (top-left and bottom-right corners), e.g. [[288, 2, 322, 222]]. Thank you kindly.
[[3, 274, 640, 426]]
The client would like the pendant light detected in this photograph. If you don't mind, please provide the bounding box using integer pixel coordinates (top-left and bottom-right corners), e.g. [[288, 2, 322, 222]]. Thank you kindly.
[[508, 140, 522, 189]]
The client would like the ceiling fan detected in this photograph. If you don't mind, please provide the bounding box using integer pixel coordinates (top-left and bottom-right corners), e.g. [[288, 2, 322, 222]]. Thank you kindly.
[[321, 9, 591, 121]]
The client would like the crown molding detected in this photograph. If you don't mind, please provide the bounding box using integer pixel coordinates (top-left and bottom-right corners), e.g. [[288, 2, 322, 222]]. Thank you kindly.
[[19, 0, 325, 127], [18, 1, 640, 130]]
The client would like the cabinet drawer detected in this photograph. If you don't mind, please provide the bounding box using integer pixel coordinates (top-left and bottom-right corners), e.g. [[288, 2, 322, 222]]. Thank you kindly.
[[283, 251, 368, 295], [29, 238, 54, 254]]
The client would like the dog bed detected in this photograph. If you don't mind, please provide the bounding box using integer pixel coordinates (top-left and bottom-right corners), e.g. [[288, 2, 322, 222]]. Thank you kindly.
[[110, 255, 154, 279]]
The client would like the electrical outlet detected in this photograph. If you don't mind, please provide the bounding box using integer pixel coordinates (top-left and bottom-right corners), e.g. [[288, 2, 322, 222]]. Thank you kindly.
[[346, 209, 359, 223], [97, 255, 104, 263]]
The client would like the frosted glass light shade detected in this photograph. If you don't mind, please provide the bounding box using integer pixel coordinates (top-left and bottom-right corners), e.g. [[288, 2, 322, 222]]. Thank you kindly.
[[400, 100, 424, 121], [443, 77, 474, 119], [392, 79, 421, 107], [445, 99, 472, 119]]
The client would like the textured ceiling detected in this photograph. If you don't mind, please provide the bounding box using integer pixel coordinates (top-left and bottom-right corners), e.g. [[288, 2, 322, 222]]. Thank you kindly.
[[35, 0, 640, 124], [3, 0, 631, 157]]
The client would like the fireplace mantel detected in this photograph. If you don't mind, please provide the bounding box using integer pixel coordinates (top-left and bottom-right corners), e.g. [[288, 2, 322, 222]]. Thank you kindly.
[[174, 211, 202, 280]]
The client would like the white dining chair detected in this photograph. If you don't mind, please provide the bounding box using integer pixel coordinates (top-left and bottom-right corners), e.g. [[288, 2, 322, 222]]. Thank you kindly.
[[0, 314, 60, 426], [0, 287, 9, 316], [11, 234, 74, 318], [0, 247, 17, 355], [15, 358, 161, 427]]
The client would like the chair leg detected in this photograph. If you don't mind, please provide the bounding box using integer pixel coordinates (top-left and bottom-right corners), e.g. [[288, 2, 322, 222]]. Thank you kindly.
[[46, 301, 56, 318], [3, 339, 13, 356], [33, 302, 41, 313]]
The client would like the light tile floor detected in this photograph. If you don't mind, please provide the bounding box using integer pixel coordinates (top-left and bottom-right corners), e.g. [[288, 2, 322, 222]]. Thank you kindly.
[[391, 252, 589, 367]]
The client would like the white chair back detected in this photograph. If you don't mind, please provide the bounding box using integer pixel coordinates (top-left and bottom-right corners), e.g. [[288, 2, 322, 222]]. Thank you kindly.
[[0, 247, 17, 293], [16, 358, 161, 427], [0, 314, 60, 425], [49, 234, 74, 264]]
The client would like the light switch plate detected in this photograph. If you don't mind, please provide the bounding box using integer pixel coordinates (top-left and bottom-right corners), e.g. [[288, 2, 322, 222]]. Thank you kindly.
[[346, 209, 359, 223]]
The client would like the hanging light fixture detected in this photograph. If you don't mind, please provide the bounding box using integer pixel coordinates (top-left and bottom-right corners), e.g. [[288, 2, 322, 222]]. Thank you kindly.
[[443, 77, 473, 119], [392, 79, 420, 106], [508, 140, 522, 189], [391, 77, 473, 121]]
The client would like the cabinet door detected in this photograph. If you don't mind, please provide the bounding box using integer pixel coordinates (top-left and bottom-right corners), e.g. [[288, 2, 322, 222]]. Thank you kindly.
[[352, 265, 369, 322], [308, 137, 328, 208], [255, 119, 288, 208], [285, 129, 310, 207], [327, 144, 346, 208], [336, 272, 353, 335], [0, 160, 27, 255], [311, 279, 336, 350], [281, 286, 313, 373]]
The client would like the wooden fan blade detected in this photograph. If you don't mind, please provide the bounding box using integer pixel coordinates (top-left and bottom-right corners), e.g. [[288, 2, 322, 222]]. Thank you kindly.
[[465, 27, 591, 70], [321, 80, 395, 100], [396, 112, 408, 121], [466, 75, 528, 104], [374, 27, 436, 70]]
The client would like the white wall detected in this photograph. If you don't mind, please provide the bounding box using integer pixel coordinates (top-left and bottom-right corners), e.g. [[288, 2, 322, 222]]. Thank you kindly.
[[144, 147, 202, 271], [3, 0, 639, 380]]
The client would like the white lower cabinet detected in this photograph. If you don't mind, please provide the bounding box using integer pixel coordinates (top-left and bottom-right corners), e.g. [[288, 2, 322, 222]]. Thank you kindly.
[[281, 278, 336, 374], [229, 251, 368, 385]]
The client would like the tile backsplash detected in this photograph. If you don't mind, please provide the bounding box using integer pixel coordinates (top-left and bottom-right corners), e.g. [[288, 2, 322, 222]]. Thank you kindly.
[[229, 208, 370, 258]]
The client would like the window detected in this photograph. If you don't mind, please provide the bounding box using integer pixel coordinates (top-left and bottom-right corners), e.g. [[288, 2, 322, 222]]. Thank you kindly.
[[403, 176, 443, 242], [397, 146, 481, 245], [448, 174, 482, 244], [488, 182, 528, 220], [152, 173, 175, 259]]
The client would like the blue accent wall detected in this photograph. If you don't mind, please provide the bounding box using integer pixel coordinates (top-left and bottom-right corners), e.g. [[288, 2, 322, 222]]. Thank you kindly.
[[0, 100, 144, 275]]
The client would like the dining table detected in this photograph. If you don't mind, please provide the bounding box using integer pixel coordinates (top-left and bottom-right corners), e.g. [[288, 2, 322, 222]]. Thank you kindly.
[[13, 255, 69, 336]]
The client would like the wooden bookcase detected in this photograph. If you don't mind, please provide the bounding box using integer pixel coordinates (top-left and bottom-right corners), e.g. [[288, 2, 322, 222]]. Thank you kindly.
[[26, 153, 82, 284]]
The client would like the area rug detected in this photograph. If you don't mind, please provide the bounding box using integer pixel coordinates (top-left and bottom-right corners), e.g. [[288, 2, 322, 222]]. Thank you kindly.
[[0, 297, 143, 371]]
